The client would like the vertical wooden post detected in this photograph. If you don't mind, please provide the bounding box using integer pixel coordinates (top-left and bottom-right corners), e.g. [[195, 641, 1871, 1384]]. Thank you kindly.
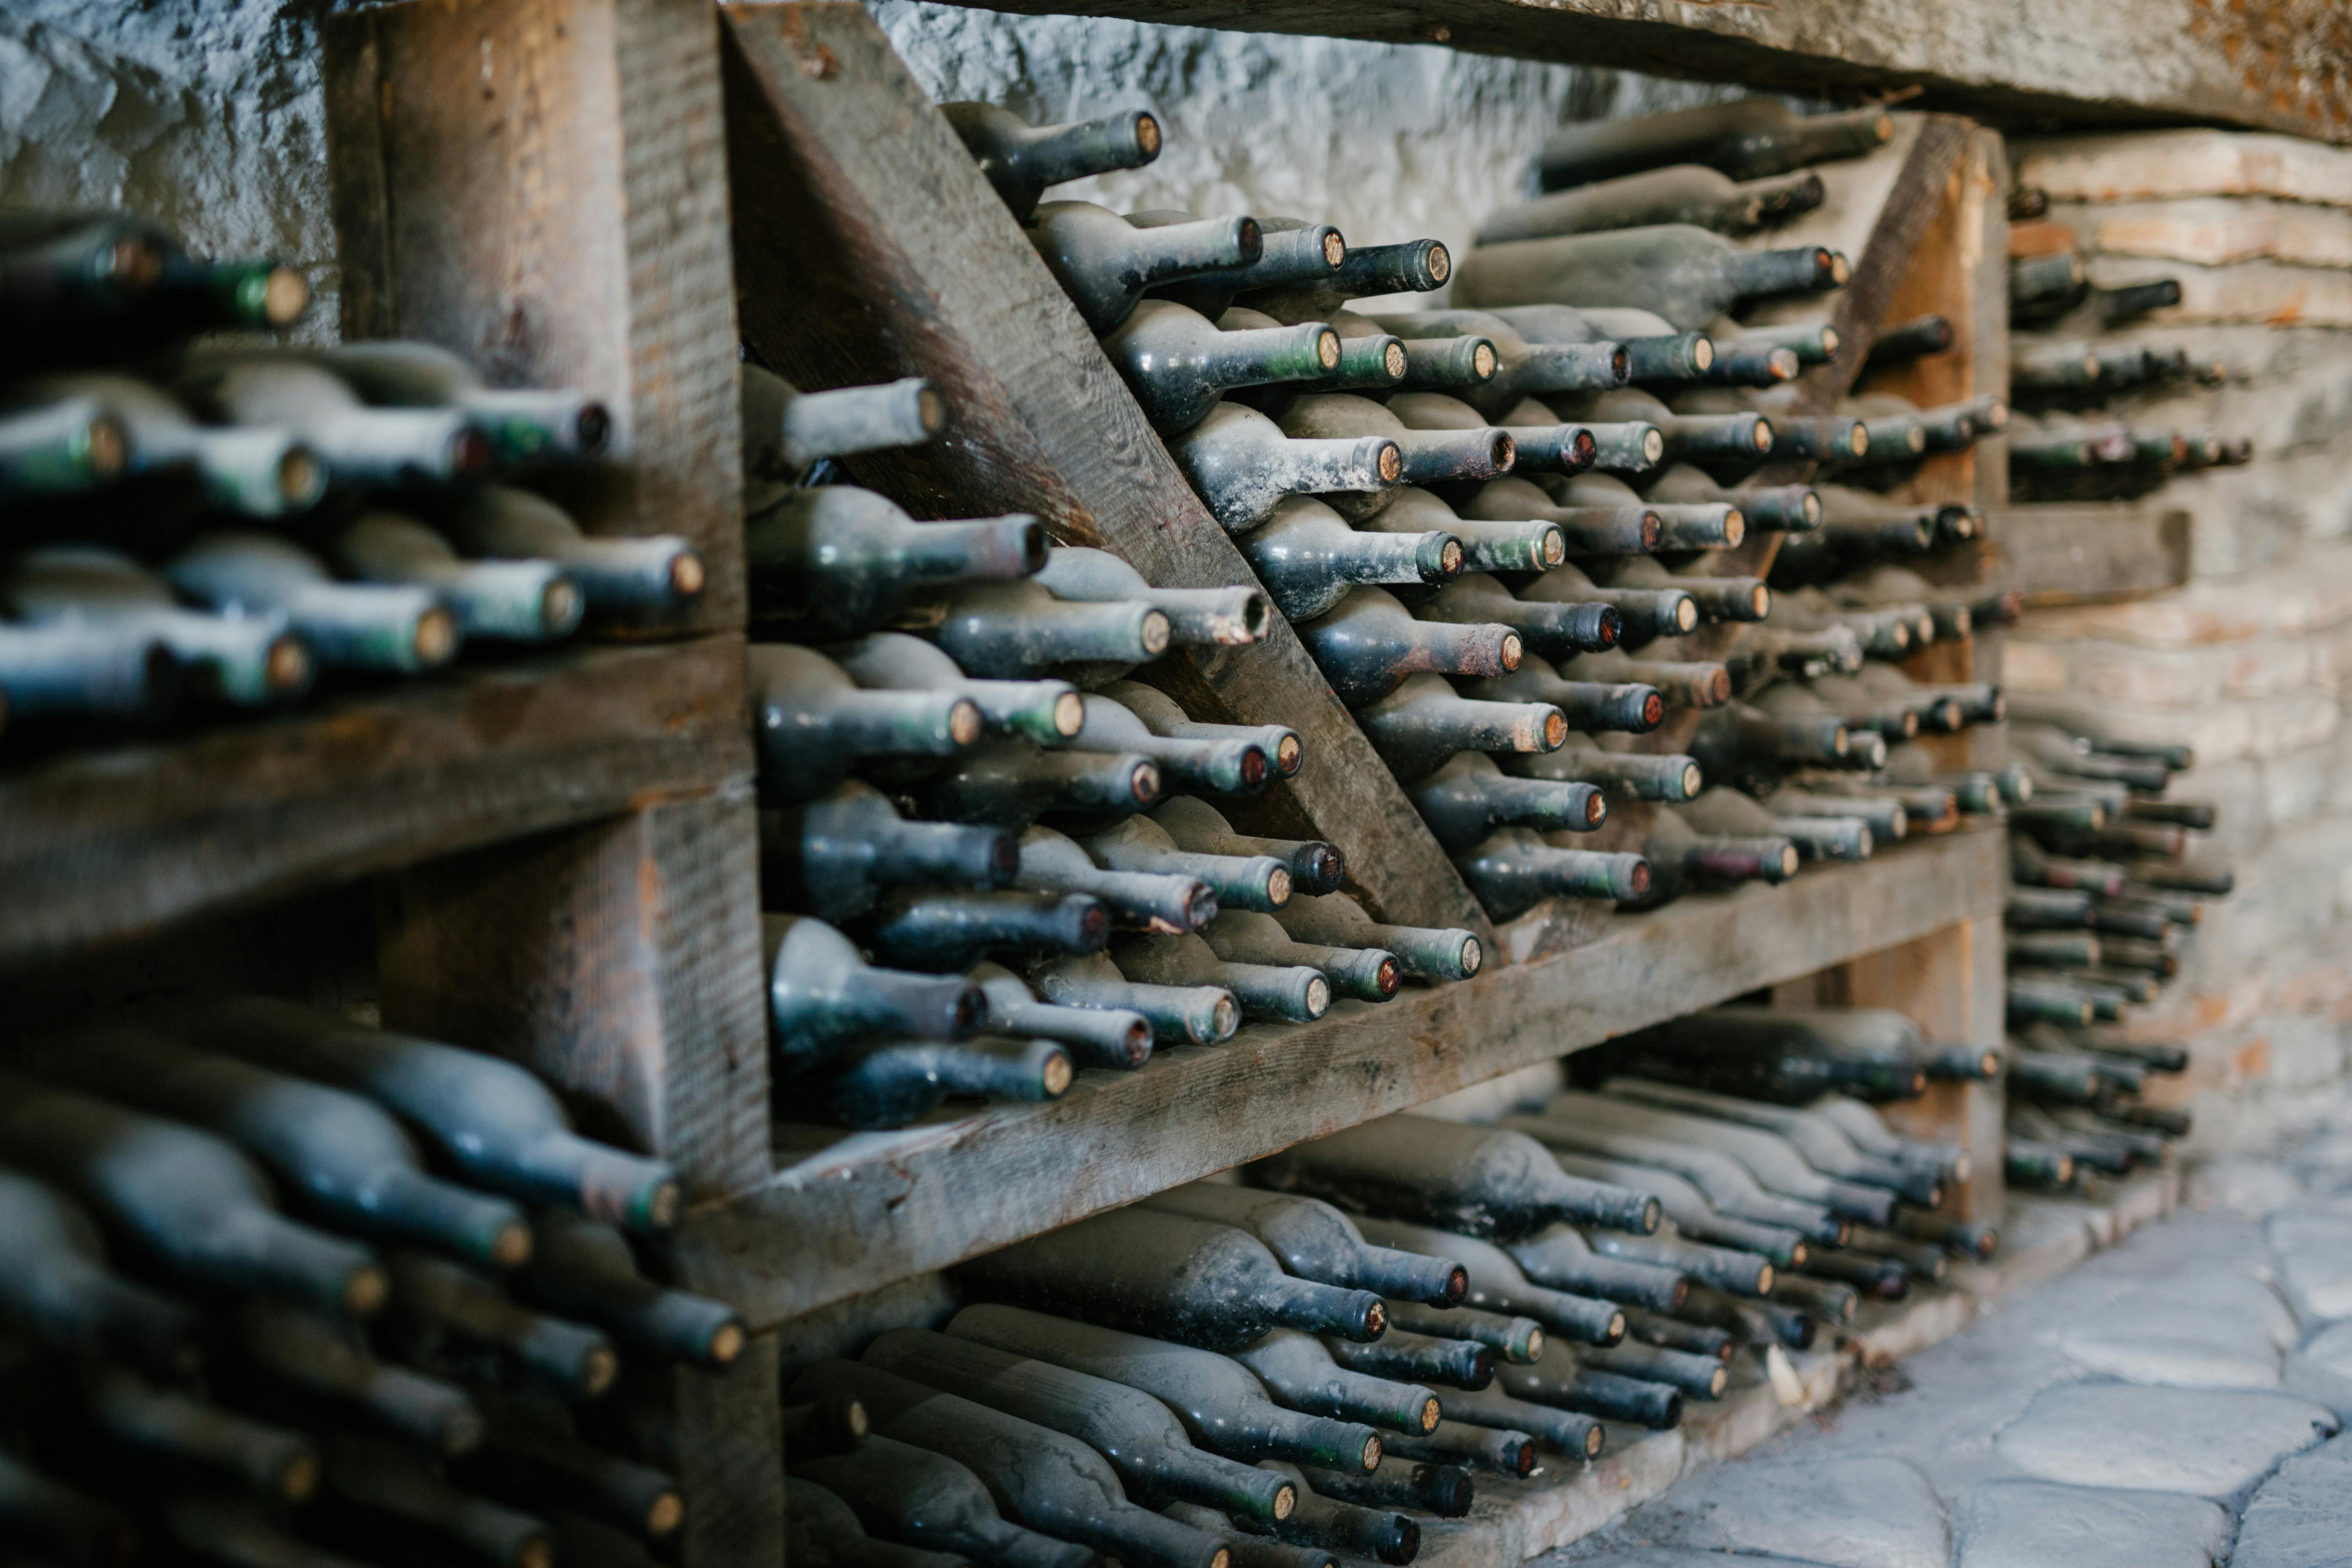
[[322, 0, 747, 633]]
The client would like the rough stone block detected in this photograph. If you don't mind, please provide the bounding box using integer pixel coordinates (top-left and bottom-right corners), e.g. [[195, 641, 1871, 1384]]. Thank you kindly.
[[1584, 1455, 1948, 1568], [2016, 131, 2352, 208], [1953, 1480, 2227, 1568], [2285, 1320, 2352, 1418], [1992, 1382, 2338, 1496], [2270, 1210, 2352, 1323], [2054, 195, 2352, 271], [2227, 1431, 2352, 1568], [2052, 1270, 2296, 1389]]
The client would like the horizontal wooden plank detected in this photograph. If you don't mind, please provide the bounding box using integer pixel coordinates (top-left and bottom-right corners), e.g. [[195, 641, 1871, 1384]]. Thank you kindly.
[[929, 0, 2352, 146], [680, 823, 2008, 1328], [1990, 503, 2193, 604], [0, 635, 754, 972]]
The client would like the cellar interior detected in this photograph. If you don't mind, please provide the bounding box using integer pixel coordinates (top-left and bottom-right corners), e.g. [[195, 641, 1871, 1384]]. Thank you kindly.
[[3, 3, 2351, 1567]]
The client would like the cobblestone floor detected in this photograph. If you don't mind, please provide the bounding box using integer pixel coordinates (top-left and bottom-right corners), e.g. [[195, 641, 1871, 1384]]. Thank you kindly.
[[1543, 1092, 2352, 1568]]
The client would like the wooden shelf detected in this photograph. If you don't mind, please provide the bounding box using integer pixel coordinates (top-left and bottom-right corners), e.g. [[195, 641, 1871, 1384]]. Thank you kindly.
[[684, 823, 2007, 1328], [0, 635, 752, 973]]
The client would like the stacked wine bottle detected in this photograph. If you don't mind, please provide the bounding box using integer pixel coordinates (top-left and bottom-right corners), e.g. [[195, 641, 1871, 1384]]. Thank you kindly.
[[0, 998, 743, 1568], [779, 1031, 1985, 1566], [0, 209, 698, 751]]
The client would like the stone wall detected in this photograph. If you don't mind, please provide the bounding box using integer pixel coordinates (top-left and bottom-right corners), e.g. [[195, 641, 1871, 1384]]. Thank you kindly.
[[2005, 132, 2352, 1147]]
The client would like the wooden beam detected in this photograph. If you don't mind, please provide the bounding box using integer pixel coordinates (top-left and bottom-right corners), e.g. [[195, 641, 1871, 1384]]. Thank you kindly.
[[928, 0, 2352, 147], [1990, 504, 2193, 604], [0, 638, 751, 975], [715, 0, 1494, 942], [682, 825, 2008, 1328], [322, 0, 747, 633]]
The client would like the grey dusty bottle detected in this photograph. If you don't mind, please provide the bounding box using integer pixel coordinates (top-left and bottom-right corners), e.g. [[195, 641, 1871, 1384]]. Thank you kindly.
[[1546, 471, 1744, 551], [791, 1036, 1073, 1129], [1355, 673, 1567, 783], [1103, 300, 1340, 430], [1502, 1112, 1848, 1243], [1240, 494, 1461, 621], [1456, 225, 1846, 331], [519, 1209, 745, 1370], [1222, 306, 1406, 405], [316, 339, 608, 466], [1386, 395, 1592, 501], [1379, 1302, 1544, 1363], [1027, 200, 1260, 333], [1413, 570, 1621, 656], [458, 1420, 680, 1545], [1407, 750, 1605, 852], [791, 1432, 1099, 1568], [750, 643, 982, 802], [970, 961, 1155, 1069], [1529, 101, 1894, 189], [908, 736, 1161, 828], [856, 888, 1111, 971], [311, 1431, 552, 1568], [1082, 814, 1293, 913], [1037, 547, 1271, 649], [1138, 212, 1346, 320], [1435, 1378, 1608, 1457], [947, 1303, 1383, 1472], [1249, 1113, 1662, 1239], [741, 364, 945, 483], [1201, 910, 1399, 1003], [943, 101, 1162, 221], [1142, 1181, 1466, 1306], [331, 511, 582, 643], [1545, 1089, 1900, 1225], [444, 484, 702, 625], [1170, 401, 1400, 534], [231, 1298, 484, 1456], [761, 781, 1017, 922], [173, 996, 682, 1233], [1350, 1216, 1627, 1345], [18, 1026, 532, 1270], [1478, 164, 1826, 244], [1254, 1461, 1419, 1563], [1237, 235, 1453, 323], [1494, 1359, 1685, 1429], [863, 1327, 1297, 1523], [1232, 1328, 1441, 1435], [1293, 1456, 1472, 1519], [1323, 1325, 1496, 1390], [1295, 585, 1521, 708], [1507, 729, 1705, 800], [747, 486, 1043, 639], [1111, 932, 1331, 1024], [1365, 309, 1630, 418], [0, 1169, 201, 1378], [1074, 692, 1271, 795], [173, 351, 492, 488], [1029, 950, 1240, 1047], [0, 1068, 386, 1320], [3, 545, 313, 707], [1454, 826, 1651, 916], [1011, 824, 1217, 936], [1274, 891, 1481, 983], [1110, 681, 1300, 781], [19, 370, 322, 515], [1486, 303, 1713, 389], [790, 1357, 1232, 1568], [1276, 393, 1515, 499], [915, 577, 1172, 683], [82, 1369, 321, 1501], [1453, 474, 1659, 555], [1467, 649, 1664, 732], [385, 1248, 617, 1400], [1381, 1420, 1536, 1477], [165, 531, 460, 674], [0, 395, 131, 501], [1153, 796, 1341, 896]]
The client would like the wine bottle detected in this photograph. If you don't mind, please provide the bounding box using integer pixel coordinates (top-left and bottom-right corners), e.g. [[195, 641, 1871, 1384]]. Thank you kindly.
[[1361, 309, 1630, 417], [20, 370, 320, 515], [1479, 164, 1826, 244], [1140, 213, 1346, 320], [916, 578, 1173, 681], [1493, 1359, 1684, 1429], [1530, 101, 1894, 189], [1355, 674, 1566, 782], [955, 1210, 1385, 1351], [946, 1304, 1381, 1474], [1457, 225, 1844, 331], [761, 914, 987, 1068], [173, 352, 492, 487], [518, 1210, 743, 1369], [1644, 809, 1799, 895], [2010, 251, 2087, 317], [1036, 547, 1271, 649], [1249, 1114, 1661, 1239], [1109, 933, 1328, 1023], [1620, 1005, 1942, 1103], [1275, 393, 1515, 496], [1544, 472, 1744, 551], [1225, 306, 1409, 405], [1688, 703, 1852, 786], [1030, 951, 1240, 1047], [1075, 693, 1270, 795], [3, 545, 312, 707], [1142, 1183, 1466, 1306], [1011, 824, 1217, 935], [744, 488, 1044, 638], [1272, 892, 1480, 983], [0, 1449, 139, 1568], [1647, 464, 1820, 531], [1081, 815, 1294, 913], [1169, 402, 1400, 535], [911, 737, 1162, 827], [1294, 587, 1519, 708], [1379, 1302, 1544, 1364], [313, 340, 605, 467], [387, 1250, 618, 1400], [1480, 304, 1711, 390], [1570, 1189, 1786, 1284], [0, 210, 303, 345], [312, 1431, 552, 1568], [750, 643, 981, 802], [1201, 911, 1398, 1003], [1466, 651, 1667, 732], [1407, 750, 1604, 851], [1505, 1225, 1692, 1315], [1414, 571, 1619, 656], [970, 961, 1154, 1069], [761, 782, 1016, 922], [0, 396, 131, 506], [1501, 1110, 1845, 1244], [1110, 683, 1302, 783], [1544, 1090, 1898, 1225], [1385, 398, 1591, 499], [1434, 1378, 1607, 1457], [1453, 826, 1650, 916], [0, 1070, 385, 1318], [330, 511, 581, 642], [1606, 1076, 1933, 1200], [788, 1478, 953, 1568], [1237, 237, 1452, 321], [1028, 201, 1260, 333], [858, 889, 1110, 970], [1322, 1326, 1495, 1390], [20, 1026, 531, 1270], [83, 1368, 320, 1500], [459, 1420, 680, 1544], [1237, 495, 1460, 622], [231, 1298, 484, 1456], [1379, 1420, 1535, 1478], [1545, 387, 1773, 467], [157, 1497, 359, 1568], [863, 1327, 1296, 1522], [1602, 557, 1767, 629], [1152, 796, 1340, 896], [943, 103, 1162, 221], [1296, 1456, 1471, 1519], [792, 1432, 1098, 1568], [174, 997, 681, 1232], [1506, 730, 1703, 801], [791, 1036, 1074, 1128], [1347, 1217, 1625, 1346], [1103, 301, 1339, 430], [1665, 388, 1863, 465], [741, 365, 944, 479], [163, 532, 459, 674], [0, 1169, 200, 1378], [781, 1393, 871, 1459]]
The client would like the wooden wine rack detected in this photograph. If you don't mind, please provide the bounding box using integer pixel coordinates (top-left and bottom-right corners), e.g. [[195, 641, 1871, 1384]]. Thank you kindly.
[[11, 1, 2026, 1562]]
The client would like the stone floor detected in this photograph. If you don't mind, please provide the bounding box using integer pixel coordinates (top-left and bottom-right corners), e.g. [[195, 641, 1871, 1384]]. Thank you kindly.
[[1544, 1095, 2352, 1568]]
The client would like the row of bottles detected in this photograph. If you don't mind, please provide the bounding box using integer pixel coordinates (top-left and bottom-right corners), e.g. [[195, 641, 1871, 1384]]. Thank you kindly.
[[781, 1003, 1999, 1566], [0, 208, 710, 747], [0, 996, 741, 1568]]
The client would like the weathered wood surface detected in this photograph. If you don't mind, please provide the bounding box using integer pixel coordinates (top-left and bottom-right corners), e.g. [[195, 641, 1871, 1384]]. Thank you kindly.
[[323, 0, 747, 634], [1992, 503, 2194, 603], [682, 824, 2009, 1328], [0, 638, 751, 974], [716, 1, 1493, 943], [929, 0, 2352, 146]]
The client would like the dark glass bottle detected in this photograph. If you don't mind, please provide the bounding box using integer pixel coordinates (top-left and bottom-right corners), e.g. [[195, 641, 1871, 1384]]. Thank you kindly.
[[173, 353, 491, 489], [1465, 652, 1662, 732], [320, 340, 608, 465], [1355, 674, 1566, 783], [519, 1210, 744, 1369], [1110, 682, 1302, 781], [1035, 547, 1272, 650], [1275, 393, 1515, 490], [1432, 1378, 1608, 1457], [910, 736, 1162, 828], [1152, 797, 1342, 897], [1407, 750, 1604, 852], [1366, 309, 1629, 418], [1104, 301, 1340, 429], [1453, 826, 1651, 916], [1169, 402, 1401, 535], [1111, 933, 1330, 1024], [917, 578, 1172, 681], [310, 1431, 552, 1568], [1012, 825, 1218, 936], [0, 1169, 199, 1378], [457, 1420, 680, 1545], [165, 531, 460, 675], [1455, 226, 1845, 332], [1140, 1182, 1466, 1306], [1238, 495, 1460, 622], [231, 1298, 483, 1457], [386, 1250, 617, 1401], [1081, 816, 1294, 914], [749, 643, 982, 802], [942, 102, 1162, 221], [830, 632, 1084, 749], [1452, 475, 1658, 555], [1349, 1216, 1626, 1345], [857, 889, 1111, 971], [746, 486, 1043, 638], [1296, 586, 1520, 708], [1028, 200, 1260, 333], [792, 1432, 1098, 1568], [3, 546, 314, 709], [1232, 1329, 1440, 1435], [1506, 730, 1704, 801], [1272, 893, 1482, 983], [1379, 1302, 1544, 1364], [761, 781, 1017, 922], [1530, 101, 1894, 189], [1479, 164, 1826, 244], [1413, 571, 1620, 656], [790, 1036, 1074, 1129], [1322, 1326, 1496, 1391], [1381, 1420, 1536, 1478], [761, 914, 987, 1071], [0, 1449, 139, 1568], [1142, 212, 1346, 319], [1075, 693, 1270, 795], [743, 364, 944, 479], [1200, 911, 1399, 1003], [1485, 304, 1710, 389], [1030, 951, 1241, 1047], [970, 962, 1154, 1070]]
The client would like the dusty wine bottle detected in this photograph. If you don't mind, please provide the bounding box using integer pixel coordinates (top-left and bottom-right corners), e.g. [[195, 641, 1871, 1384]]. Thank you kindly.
[[83, 1368, 320, 1501], [0, 1169, 201, 1377], [518, 1211, 743, 1370], [762, 782, 1017, 922], [1350, 1216, 1626, 1345], [1438, 1379, 1608, 1457], [1153, 796, 1339, 895], [744, 488, 1042, 638], [916, 577, 1172, 682], [1142, 213, 1345, 319], [971, 962, 1155, 1069], [1200, 911, 1398, 1002], [793, 1432, 1098, 1568], [460, 1421, 680, 1544], [1322, 1325, 1496, 1390], [1356, 674, 1567, 783], [750, 643, 981, 802], [1272, 892, 1482, 983], [1169, 401, 1400, 534], [1103, 301, 1340, 429], [1037, 547, 1272, 649], [1144, 1184, 1466, 1307], [173, 351, 492, 487], [1454, 826, 1651, 916], [330, 511, 580, 642], [1294, 586, 1519, 708], [761, 914, 987, 1069], [909, 737, 1162, 828], [316, 339, 606, 467], [386, 1250, 617, 1400], [1075, 693, 1270, 795], [857, 889, 1110, 970], [164, 531, 458, 674], [1480, 164, 1826, 244], [231, 1298, 484, 1457], [1110, 932, 1331, 1022], [1239, 495, 1460, 622], [1407, 750, 1605, 851], [1082, 815, 1293, 913], [944, 102, 1162, 221], [1012, 824, 1218, 936], [1030, 951, 1240, 1047], [790, 1036, 1073, 1129], [1530, 101, 1894, 189], [1456, 226, 1845, 332], [1110, 683, 1301, 782], [1027, 201, 1259, 333]]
